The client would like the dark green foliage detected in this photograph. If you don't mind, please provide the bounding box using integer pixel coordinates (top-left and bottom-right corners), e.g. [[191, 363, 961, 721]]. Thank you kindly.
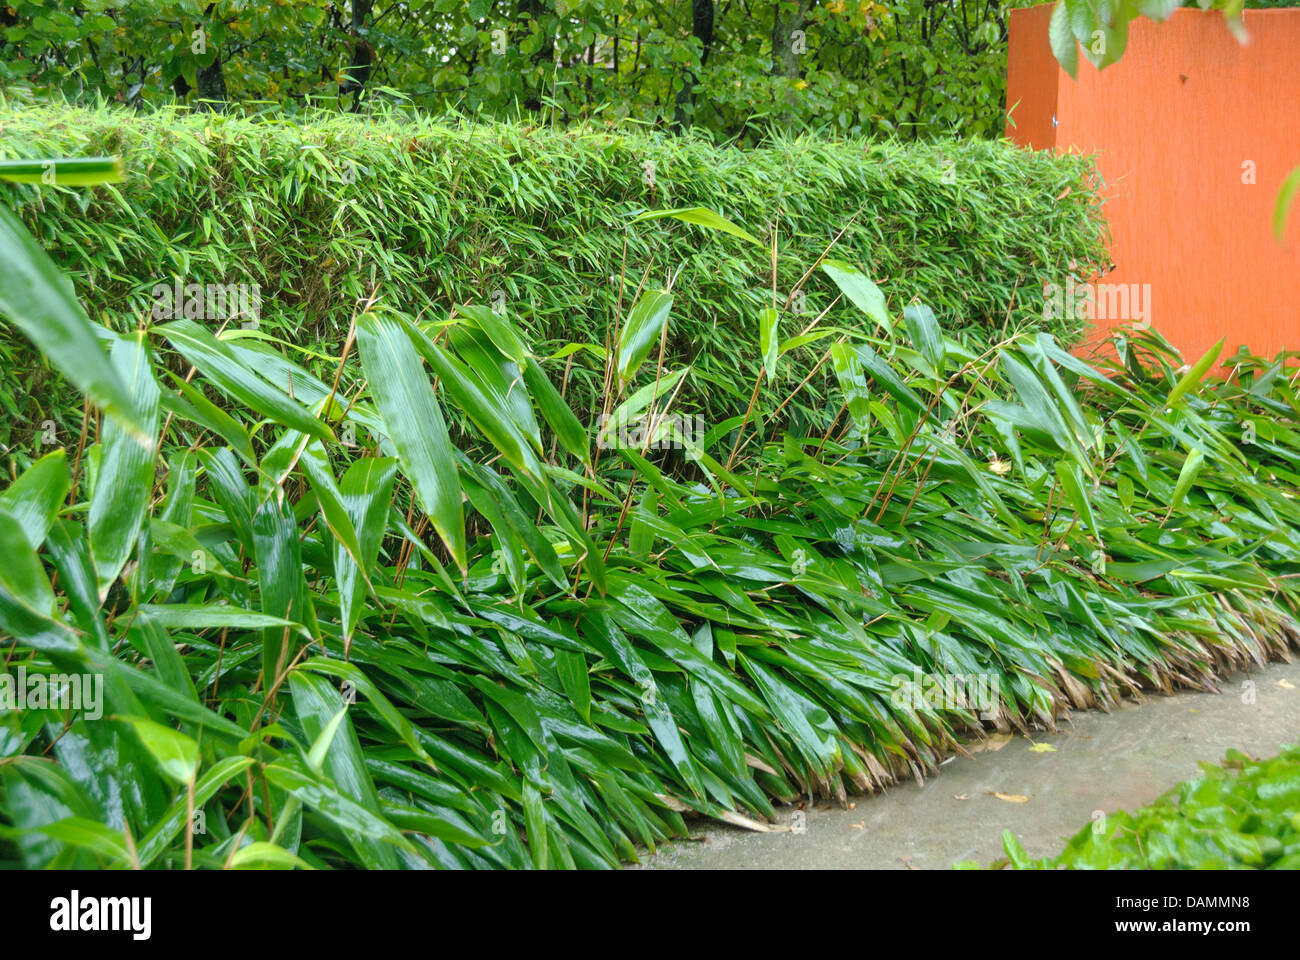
[[0, 104, 1106, 457], [2, 150, 1296, 871]]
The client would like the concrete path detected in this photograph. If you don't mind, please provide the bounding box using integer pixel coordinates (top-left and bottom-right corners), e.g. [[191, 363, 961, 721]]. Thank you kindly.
[[636, 659, 1300, 870]]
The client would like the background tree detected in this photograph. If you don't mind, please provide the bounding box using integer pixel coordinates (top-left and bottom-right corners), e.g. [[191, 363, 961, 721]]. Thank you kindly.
[[0, 0, 1290, 142]]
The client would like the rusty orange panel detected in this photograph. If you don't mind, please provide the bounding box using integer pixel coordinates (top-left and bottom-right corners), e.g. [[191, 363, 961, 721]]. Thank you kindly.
[[1006, 7, 1300, 367], [1005, 3, 1059, 150]]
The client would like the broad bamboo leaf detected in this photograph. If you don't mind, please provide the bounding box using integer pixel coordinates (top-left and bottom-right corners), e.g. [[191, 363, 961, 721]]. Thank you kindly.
[[157, 319, 331, 442], [355, 310, 466, 572], [254, 493, 311, 690], [0, 156, 124, 186], [0, 204, 146, 438], [630, 207, 762, 246], [821, 260, 889, 332], [458, 303, 529, 364], [116, 716, 198, 786], [1166, 338, 1224, 408], [0, 450, 70, 550], [88, 332, 160, 596], [617, 290, 673, 382], [288, 671, 406, 867], [903, 303, 945, 372], [522, 356, 590, 465], [335, 457, 399, 645], [1170, 447, 1206, 512]]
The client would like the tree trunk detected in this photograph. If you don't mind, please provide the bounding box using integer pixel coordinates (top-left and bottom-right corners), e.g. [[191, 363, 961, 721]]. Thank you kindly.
[[196, 57, 227, 111], [518, 0, 556, 114], [342, 0, 375, 111], [672, 0, 714, 133]]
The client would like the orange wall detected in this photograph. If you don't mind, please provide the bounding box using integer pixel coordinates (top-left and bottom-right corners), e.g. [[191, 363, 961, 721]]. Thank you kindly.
[[1006, 6, 1300, 366]]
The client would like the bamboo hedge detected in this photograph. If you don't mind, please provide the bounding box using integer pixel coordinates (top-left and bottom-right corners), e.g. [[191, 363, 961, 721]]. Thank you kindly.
[[0, 103, 1107, 456]]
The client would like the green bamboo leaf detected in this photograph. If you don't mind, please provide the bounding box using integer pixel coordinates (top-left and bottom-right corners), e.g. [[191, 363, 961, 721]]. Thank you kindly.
[[523, 782, 549, 870], [0, 204, 145, 439], [163, 372, 256, 464], [821, 260, 890, 332], [829, 342, 870, 433], [116, 715, 198, 785], [1170, 447, 1206, 512], [0, 156, 124, 186], [379, 799, 491, 849], [229, 842, 315, 870], [37, 818, 130, 865], [287, 671, 406, 866], [133, 604, 308, 634], [903, 303, 945, 371], [157, 319, 331, 441], [522, 356, 590, 465], [335, 457, 399, 644], [299, 439, 366, 580], [88, 332, 160, 596], [0, 449, 70, 550], [1167, 338, 1224, 408], [445, 322, 543, 456], [408, 318, 542, 476], [254, 493, 311, 690], [458, 303, 529, 364], [0, 506, 57, 617], [264, 761, 415, 856], [1055, 460, 1100, 541], [297, 658, 435, 768], [1273, 164, 1300, 243], [555, 647, 592, 723], [136, 756, 256, 867], [630, 206, 762, 246], [355, 309, 466, 572], [306, 707, 350, 773], [617, 290, 674, 382], [759, 307, 779, 381], [855, 344, 925, 414], [602, 367, 690, 445]]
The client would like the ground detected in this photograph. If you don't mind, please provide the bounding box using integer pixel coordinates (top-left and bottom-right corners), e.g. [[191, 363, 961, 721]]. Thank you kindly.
[[635, 659, 1300, 870]]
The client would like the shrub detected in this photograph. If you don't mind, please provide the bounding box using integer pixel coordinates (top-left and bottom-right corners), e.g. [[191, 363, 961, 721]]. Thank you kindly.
[[0, 104, 1107, 456], [2, 159, 1297, 868]]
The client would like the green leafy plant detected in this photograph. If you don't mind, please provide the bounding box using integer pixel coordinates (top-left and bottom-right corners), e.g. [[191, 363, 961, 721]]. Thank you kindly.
[[2, 170, 1299, 868], [0, 103, 1108, 462], [971, 743, 1300, 869]]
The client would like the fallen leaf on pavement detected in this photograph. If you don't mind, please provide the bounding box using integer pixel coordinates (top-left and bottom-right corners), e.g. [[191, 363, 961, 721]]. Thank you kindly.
[[1027, 742, 1056, 753], [989, 791, 1030, 803]]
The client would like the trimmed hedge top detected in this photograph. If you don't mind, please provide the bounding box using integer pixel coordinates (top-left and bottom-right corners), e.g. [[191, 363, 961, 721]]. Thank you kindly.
[[0, 104, 1106, 444]]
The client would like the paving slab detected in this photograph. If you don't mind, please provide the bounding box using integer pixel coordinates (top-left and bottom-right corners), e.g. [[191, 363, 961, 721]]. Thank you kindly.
[[635, 659, 1300, 870]]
